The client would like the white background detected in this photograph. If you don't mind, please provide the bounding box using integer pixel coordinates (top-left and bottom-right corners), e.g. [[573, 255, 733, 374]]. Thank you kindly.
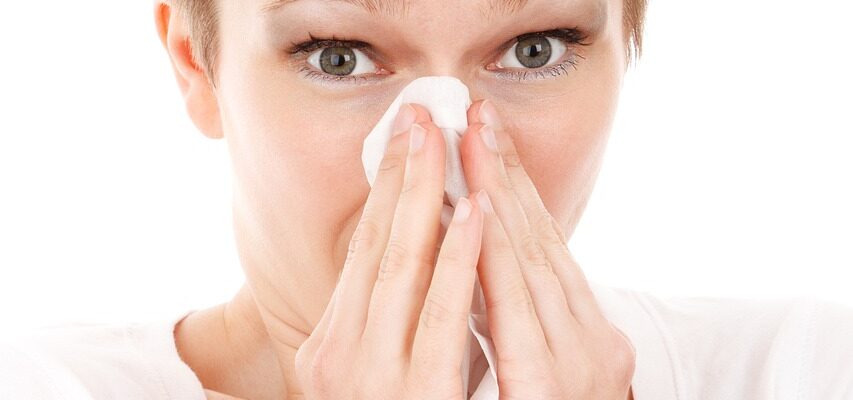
[[1, 1, 851, 332]]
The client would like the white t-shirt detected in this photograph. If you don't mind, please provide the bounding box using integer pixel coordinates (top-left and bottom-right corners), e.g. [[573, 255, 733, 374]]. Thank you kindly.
[[2, 282, 852, 400]]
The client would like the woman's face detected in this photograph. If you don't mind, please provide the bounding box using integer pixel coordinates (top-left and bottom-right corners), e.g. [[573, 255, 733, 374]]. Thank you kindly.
[[213, 0, 627, 302]]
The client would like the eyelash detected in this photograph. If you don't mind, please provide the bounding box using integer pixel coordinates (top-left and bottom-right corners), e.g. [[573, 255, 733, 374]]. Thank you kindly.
[[285, 28, 590, 85]]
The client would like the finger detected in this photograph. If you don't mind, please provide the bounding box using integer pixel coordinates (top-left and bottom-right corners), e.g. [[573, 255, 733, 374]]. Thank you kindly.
[[467, 99, 604, 326], [411, 194, 484, 372], [460, 122, 581, 355], [326, 103, 428, 345], [362, 116, 447, 360], [415, 105, 451, 267], [471, 189, 553, 374], [438, 203, 454, 248], [204, 389, 247, 400]]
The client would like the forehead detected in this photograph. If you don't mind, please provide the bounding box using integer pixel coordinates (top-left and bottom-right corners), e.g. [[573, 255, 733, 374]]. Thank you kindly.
[[262, 0, 546, 18], [257, 0, 610, 26], [250, 0, 614, 48]]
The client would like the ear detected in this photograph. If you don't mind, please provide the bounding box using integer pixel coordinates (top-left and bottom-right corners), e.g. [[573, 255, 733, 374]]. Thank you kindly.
[[154, 1, 223, 140]]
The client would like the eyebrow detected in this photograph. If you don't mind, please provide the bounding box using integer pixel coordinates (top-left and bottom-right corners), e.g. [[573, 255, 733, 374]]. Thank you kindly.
[[260, 0, 530, 18]]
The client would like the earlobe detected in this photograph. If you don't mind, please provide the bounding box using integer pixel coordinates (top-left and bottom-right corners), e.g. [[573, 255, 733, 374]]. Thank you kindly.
[[153, 1, 223, 140]]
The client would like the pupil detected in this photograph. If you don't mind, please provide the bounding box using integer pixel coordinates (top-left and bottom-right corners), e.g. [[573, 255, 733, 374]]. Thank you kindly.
[[525, 43, 542, 57], [515, 36, 551, 69], [332, 54, 344, 66]]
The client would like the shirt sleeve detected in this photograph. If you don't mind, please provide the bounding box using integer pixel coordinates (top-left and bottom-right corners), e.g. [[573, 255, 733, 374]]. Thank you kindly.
[[0, 339, 96, 399], [0, 316, 206, 400], [632, 292, 853, 400], [801, 300, 853, 399]]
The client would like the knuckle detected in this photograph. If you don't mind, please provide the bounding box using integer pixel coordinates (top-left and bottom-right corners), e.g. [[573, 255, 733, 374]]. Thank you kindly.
[[520, 233, 552, 274], [486, 281, 536, 315], [305, 340, 341, 391], [491, 235, 517, 257], [399, 165, 424, 195], [415, 248, 436, 272], [350, 217, 383, 254], [377, 152, 405, 173], [495, 171, 516, 193], [378, 240, 409, 282], [420, 293, 466, 329], [401, 174, 444, 205], [501, 149, 523, 169], [379, 239, 434, 283], [608, 334, 637, 385], [592, 329, 637, 388], [532, 211, 566, 247]]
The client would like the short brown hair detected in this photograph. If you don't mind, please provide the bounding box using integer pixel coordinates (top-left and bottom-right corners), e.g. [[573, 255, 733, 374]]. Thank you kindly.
[[170, 0, 220, 85], [170, 0, 648, 87]]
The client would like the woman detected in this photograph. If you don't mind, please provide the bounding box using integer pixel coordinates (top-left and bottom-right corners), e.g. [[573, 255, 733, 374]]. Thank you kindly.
[[2, 0, 851, 399]]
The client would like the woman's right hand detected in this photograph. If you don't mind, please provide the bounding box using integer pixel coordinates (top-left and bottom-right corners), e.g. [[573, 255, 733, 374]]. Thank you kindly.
[[294, 103, 487, 399]]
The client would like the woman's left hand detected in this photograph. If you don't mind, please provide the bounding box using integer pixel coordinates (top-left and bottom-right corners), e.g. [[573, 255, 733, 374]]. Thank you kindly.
[[459, 99, 636, 400]]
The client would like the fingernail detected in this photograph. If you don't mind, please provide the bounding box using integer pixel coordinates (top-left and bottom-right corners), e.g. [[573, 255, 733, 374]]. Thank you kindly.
[[476, 189, 494, 214], [480, 125, 498, 152], [452, 197, 472, 223], [393, 103, 417, 136], [478, 100, 501, 129], [409, 123, 426, 152]]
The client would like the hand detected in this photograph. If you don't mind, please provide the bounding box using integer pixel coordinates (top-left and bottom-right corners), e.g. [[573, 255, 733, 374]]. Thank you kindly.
[[294, 104, 487, 399], [205, 389, 245, 400], [459, 99, 636, 400]]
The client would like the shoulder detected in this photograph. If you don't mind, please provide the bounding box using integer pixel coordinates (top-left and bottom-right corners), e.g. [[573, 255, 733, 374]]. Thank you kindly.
[[0, 337, 90, 399], [0, 313, 206, 400], [592, 283, 853, 400], [801, 300, 853, 399]]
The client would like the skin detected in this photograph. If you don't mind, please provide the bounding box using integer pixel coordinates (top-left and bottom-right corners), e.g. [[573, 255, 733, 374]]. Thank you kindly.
[[154, 0, 636, 398]]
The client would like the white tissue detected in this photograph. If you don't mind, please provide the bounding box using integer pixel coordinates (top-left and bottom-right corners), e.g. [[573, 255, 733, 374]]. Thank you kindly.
[[361, 76, 472, 208], [360, 76, 499, 399]]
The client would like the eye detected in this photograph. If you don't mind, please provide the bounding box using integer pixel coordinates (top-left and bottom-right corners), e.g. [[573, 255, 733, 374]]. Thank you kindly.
[[286, 28, 588, 85], [487, 29, 589, 82], [498, 36, 565, 69], [306, 46, 378, 78], [286, 33, 388, 85]]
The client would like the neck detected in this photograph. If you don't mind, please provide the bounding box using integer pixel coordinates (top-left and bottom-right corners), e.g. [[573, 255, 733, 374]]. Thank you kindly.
[[174, 282, 318, 400], [174, 283, 631, 400], [174, 198, 360, 399]]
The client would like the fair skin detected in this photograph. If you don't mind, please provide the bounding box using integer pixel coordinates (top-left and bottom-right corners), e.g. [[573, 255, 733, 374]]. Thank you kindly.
[[155, 0, 636, 398]]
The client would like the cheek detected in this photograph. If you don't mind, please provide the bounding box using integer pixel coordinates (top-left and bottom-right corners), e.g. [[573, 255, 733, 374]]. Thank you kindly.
[[216, 53, 395, 232], [493, 74, 621, 221]]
